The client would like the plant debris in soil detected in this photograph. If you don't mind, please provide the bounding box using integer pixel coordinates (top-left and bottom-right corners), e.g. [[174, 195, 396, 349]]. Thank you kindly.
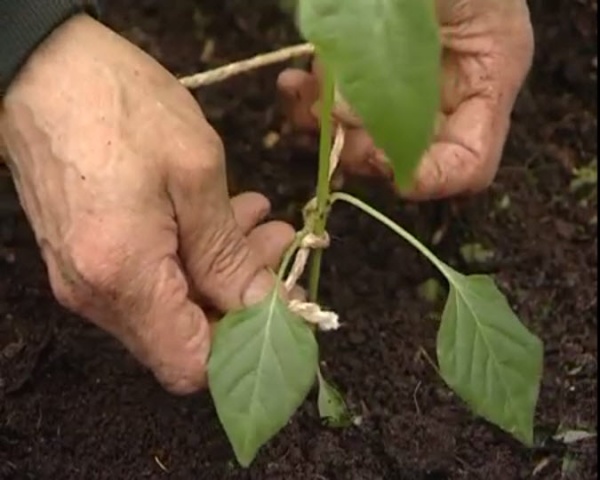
[[1, 1, 597, 479]]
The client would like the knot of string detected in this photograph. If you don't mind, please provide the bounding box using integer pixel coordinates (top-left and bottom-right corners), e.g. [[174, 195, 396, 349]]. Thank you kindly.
[[285, 125, 345, 331], [285, 232, 339, 331], [284, 232, 330, 292], [288, 299, 339, 331]]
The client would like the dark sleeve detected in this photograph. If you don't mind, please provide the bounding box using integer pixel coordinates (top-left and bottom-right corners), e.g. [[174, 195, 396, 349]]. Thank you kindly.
[[0, 0, 101, 96]]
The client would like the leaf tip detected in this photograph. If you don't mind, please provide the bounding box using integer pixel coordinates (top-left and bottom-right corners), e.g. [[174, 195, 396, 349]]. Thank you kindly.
[[234, 450, 257, 469]]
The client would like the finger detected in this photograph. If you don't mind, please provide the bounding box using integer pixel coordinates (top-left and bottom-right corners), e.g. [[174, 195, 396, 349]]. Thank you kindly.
[[204, 222, 302, 341], [339, 128, 395, 180], [43, 220, 212, 395], [277, 68, 320, 131], [203, 221, 296, 327], [124, 255, 212, 395], [402, 96, 508, 200], [247, 221, 296, 270], [331, 92, 364, 129], [167, 133, 282, 312], [230, 191, 270, 234]]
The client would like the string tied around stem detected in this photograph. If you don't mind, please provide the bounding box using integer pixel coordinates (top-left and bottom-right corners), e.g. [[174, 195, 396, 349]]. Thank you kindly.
[[179, 45, 348, 331], [285, 126, 346, 331], [285, 231, 340, 331]]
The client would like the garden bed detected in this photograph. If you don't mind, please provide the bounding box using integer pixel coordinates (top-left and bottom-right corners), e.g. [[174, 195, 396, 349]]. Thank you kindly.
[[0, 0, 597, 478]]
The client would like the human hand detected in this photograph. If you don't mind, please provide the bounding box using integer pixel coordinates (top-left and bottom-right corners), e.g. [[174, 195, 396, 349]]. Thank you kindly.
[[278, 0, 534, 200], [0, 15, 294, 394]]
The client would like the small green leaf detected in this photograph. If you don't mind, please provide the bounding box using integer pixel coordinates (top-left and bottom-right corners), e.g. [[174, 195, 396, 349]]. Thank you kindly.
[[317, 371, 352, 428], [417, 277, 446, 304], [208, 286, 318, 467], [436, 271, 544, 445], [459, 243, 495, 265], [570, 158, 597, 193], [298, 0, 441, 188]]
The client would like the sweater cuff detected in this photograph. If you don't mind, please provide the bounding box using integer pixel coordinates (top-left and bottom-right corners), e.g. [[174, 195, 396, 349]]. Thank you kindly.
[[0, 0, 100, 96]]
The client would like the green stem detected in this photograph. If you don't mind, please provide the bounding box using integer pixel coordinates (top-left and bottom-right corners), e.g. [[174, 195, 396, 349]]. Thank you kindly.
[[307, 66, 336, 301], [330, 192, 451, 277]]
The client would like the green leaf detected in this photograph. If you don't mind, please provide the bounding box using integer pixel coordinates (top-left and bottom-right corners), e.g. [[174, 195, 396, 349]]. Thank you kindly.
[[459, 243, 495, 265], [298, 0, 440, 188], [329, 192, 545, 446], [417, 277, 446, 304], [436, 271, 544, 446], [208, 286, 319, 467], [317, 371, 352, 428]]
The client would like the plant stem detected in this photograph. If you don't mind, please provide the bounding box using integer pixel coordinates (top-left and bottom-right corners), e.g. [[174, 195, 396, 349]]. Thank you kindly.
[[307, 66, 336, 302], [330, 192, 451, 277]]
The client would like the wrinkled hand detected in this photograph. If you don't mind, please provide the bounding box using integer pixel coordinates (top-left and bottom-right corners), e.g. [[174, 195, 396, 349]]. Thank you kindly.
[[278, 0, 534, 200], [0, 15, 294, 394]]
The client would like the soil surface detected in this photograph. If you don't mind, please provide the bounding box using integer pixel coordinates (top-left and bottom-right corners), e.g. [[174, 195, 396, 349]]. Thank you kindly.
[[1, 1, 597, 479]]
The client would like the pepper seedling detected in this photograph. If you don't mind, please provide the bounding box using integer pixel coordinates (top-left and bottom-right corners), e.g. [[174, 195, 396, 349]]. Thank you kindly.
[[206, 0, 544, 467]]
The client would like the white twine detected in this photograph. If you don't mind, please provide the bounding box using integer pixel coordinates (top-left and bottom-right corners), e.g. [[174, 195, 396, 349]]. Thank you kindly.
[[285, 126, 346, 331], [179, 43, 315, 89], [285, 233, 338, 331], [328, 126, 345, 180], [289, 300, 340, 331], [283, 232, 330, 292]]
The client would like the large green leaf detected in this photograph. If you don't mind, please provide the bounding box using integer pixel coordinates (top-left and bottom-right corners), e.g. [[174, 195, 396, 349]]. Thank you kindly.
[[437, 271, 544, 445], [298, 0, 441, 188], [208, 287, 318, 467]]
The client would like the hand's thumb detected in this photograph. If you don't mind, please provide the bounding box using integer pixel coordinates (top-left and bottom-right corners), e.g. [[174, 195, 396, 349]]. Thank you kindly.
[[179, 202, 278, 313]]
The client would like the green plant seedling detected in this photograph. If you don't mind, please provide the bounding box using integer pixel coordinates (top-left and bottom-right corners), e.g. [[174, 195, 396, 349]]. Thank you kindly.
[[317, 369, 354, 428], [207, 0, 544, 467]]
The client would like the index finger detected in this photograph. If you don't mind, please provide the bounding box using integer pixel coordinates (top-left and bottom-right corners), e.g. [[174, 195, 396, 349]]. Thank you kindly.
[[402, 95, 510, 200]]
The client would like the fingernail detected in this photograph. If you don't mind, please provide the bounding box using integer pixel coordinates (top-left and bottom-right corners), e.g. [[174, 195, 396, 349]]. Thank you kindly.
[[242, 269, 276, 307]]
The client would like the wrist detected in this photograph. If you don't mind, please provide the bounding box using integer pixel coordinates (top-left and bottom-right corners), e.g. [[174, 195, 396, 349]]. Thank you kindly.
[[0, 14, 92, 142], [0, 14, 124, 166], [0, 12, 186, 172], [0, 1, 100, 96], [3, 13, 109, 96]]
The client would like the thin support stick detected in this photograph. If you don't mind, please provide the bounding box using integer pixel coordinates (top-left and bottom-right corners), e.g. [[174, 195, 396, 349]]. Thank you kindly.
[[179, 43, 315, 89]]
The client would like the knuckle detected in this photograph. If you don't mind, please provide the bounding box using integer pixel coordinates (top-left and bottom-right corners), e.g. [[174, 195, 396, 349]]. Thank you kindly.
[[48, 276, 78, 311], [40, 242, 86, 312], [71, 249, 118, 294], [65, 228, 127, 297], [161, 371, 207, 396], [175, 127, 225, 187]]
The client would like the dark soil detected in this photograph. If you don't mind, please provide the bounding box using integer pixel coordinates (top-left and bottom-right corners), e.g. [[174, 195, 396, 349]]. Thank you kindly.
[[1, 1, 597, 479]]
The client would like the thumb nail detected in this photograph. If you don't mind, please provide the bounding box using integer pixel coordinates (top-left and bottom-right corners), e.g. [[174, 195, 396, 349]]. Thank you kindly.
[[242, 269, 277, 307]]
